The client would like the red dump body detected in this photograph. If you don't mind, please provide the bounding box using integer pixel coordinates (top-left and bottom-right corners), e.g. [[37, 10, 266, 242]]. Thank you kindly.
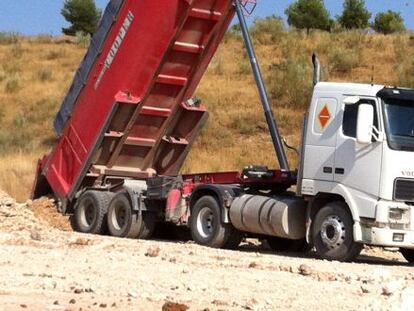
[[34, 0, 236, 201]]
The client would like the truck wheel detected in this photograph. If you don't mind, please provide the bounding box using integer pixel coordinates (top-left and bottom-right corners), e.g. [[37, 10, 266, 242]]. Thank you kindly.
[[72, 191, 112, 234], [190, 196, 233, 248], [312, 201, 363, 262], [400, 248, 414, 264], [267, 237, 308, 252], [107, 193, 142, 238]]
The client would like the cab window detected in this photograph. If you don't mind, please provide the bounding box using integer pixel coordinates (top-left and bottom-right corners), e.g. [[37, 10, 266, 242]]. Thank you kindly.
[[342, 99, 378, 138]]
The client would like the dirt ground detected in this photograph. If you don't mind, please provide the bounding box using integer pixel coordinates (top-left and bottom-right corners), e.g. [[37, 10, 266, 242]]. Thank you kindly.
[[0, 191, 413, 311]]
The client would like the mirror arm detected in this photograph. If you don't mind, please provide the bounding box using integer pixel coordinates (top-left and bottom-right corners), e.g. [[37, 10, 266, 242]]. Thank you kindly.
[[371, 125, 384, 142]]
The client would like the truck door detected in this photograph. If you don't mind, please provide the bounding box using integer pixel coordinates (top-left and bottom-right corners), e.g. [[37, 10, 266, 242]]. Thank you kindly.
[[303, 96, 339, 182], [334, 97, 382, 198]]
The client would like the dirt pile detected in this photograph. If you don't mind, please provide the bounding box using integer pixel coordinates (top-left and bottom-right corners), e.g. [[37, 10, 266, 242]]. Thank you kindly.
[[27, 197, 72, 231], [0, 191, 50, 234]]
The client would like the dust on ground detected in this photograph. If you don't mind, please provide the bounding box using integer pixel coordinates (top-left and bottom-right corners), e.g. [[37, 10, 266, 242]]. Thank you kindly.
[[0, 190, 413, 311]]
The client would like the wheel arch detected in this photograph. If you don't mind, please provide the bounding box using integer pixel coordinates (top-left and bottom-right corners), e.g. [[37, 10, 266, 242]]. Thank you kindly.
[[306, 192, 346, 244], [189, 185, 241, 223], [306, 190, 362, 244]]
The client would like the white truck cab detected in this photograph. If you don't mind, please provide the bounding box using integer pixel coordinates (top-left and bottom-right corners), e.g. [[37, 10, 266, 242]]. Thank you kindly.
[[300, 82, 414, 260]]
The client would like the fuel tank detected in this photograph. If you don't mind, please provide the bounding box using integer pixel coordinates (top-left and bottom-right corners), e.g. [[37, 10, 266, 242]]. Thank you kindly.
[[229, 194, 306, 239]]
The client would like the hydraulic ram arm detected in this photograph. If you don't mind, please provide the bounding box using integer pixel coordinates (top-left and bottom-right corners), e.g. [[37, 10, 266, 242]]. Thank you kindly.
[[234, 0, 290, 171]]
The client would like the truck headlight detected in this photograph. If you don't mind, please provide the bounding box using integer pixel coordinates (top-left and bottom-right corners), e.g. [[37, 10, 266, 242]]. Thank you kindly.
[[389, 208, 403, 220]]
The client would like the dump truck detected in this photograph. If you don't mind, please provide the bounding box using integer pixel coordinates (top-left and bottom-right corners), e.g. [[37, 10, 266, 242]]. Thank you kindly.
[[33, 0, 414, 263]]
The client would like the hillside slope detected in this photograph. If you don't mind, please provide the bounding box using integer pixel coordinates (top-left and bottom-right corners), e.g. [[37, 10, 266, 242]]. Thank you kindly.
[[0, 30, 413, 201]]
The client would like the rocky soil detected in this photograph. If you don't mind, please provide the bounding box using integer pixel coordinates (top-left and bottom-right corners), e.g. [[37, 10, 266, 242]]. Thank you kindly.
[[0, 190, 413, 311]]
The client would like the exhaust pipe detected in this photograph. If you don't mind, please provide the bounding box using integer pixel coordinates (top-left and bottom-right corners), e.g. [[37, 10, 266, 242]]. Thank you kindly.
[[312, 53, 321, 86]]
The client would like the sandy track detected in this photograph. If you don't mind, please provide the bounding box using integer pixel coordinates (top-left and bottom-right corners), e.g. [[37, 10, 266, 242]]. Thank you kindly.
[[0, 191, 413, 311]]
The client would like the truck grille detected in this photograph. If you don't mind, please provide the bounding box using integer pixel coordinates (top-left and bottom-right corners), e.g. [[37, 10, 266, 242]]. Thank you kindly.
[[394, 178, 414, 202]]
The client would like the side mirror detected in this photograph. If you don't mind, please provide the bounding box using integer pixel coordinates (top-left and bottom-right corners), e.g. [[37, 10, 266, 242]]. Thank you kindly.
[[356, 104, 374, 144]]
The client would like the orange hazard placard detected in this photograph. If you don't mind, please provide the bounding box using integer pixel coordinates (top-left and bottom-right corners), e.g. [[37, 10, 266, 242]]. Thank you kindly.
[[318, 105, 331, 129]]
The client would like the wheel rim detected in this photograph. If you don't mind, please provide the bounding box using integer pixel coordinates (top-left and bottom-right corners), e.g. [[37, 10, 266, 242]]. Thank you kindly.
[[196, 207, 215, 239], [80, 198, 96, 228], [112, 201, 127, 231], [320, 215, 346, 250]]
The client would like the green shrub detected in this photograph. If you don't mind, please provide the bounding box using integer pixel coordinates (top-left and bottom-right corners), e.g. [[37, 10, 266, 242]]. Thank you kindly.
[[250, 15, 285, 45], [328, 47, 359, 73], [4, 76, 21, 93], [37, 69, 53, 82], [268, 57, 312, 109], [372, 10, 405, 34]]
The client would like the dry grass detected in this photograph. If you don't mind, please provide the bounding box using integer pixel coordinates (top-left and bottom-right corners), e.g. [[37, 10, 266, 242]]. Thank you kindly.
[[0, 27, 413, 201], [0, 152, 43, 202]]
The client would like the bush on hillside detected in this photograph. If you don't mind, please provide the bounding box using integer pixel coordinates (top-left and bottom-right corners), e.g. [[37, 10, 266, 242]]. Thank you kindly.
[[37, 69, 53, 82], [4, 76, 21, 93], [373, 11, 405, 34], [328, 47, 360, 73], [250, 15, 285, 44], [338, 0, 371, 30], [268, 57, 312, 109], [61, 0, 101, 36], [285, 0, 333, 34]]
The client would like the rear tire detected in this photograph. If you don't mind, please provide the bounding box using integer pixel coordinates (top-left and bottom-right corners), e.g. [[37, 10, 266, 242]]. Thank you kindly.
[[400, 248, 414, 264], [312, 201, 363, 262], [189, 196, 235, 249], [107, 192, 156, 239], [267, 237, 308, 252], [71, 191, 112, 235], [107, 193, 142, 238]]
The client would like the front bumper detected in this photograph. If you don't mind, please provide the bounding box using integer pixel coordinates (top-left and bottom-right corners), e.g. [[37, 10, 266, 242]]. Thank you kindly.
[[355, 199, 414, 248], [359, 225, 414, 248]]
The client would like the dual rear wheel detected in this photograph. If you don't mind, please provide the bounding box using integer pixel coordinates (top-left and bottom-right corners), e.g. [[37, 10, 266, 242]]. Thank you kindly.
[[71, 191, 155, 239]]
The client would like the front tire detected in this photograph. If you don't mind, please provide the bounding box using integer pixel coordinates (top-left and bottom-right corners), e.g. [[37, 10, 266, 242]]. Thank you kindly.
[[312, 201, 362, 262], [71, 191, 112, 234], [400, 248, 414, 264], [189, 196, 235, 249]]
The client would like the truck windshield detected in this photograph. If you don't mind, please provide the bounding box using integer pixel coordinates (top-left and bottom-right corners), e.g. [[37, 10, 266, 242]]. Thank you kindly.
[[383, 98, 414, 151]]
